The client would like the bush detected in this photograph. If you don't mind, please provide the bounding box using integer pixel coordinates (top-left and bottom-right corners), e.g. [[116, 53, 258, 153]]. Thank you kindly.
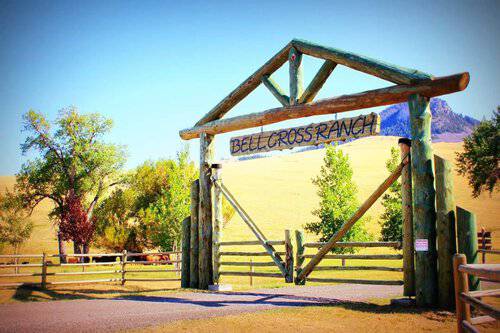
[[456, 108, 499, 197], [305, 145, 370, 254]]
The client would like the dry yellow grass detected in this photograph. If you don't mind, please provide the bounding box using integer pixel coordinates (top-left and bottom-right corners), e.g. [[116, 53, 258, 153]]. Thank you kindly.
[[131, 299, 499, 333], [222, 136, 499, 246]]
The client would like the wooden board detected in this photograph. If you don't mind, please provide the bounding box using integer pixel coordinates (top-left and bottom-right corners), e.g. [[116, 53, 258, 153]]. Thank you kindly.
[[229, 113, 380, 156]]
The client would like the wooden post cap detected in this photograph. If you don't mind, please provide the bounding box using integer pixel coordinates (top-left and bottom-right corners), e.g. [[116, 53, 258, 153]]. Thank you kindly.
[[398, 138, 411, 146]]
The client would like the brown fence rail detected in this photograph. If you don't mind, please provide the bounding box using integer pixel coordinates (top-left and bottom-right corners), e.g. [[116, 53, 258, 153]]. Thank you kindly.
[[0, 251, 182, 289], [453, 253, 499, 333]]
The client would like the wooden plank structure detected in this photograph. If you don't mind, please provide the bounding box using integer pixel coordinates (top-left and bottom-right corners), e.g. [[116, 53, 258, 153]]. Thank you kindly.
[[179, 39, 470, 301], [453, 254, 500, 333], [0, 251, 182, 288]]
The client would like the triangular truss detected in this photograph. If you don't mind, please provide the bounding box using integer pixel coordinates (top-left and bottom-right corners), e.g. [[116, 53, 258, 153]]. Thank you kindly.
[[180, 39, 469, 140]]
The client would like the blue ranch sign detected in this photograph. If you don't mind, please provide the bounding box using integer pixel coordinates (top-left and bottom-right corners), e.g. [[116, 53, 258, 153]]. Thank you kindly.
[[230, 112, 380, 156]]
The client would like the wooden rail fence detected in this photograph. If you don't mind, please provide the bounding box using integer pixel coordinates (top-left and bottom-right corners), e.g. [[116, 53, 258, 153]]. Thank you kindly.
[[0, 251, 182, 288], [215, 232, 294, 283], [296, 234, 404, 286], [453, 254, 499, 333]]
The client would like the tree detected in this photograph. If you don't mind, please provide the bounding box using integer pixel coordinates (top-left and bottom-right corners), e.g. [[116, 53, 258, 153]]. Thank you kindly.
[[379, 147, 403, 242], [0, 193, 34, 271], [305, 145, 370, 254], [94, 149, 198, 252], [456, 108, 499, 197], [15, 107, 126, 259]]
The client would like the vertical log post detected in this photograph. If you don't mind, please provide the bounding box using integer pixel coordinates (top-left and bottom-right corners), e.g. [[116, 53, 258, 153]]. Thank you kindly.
[[181, 216, 191, 288], [212, 163, 223, 285], [41, 252, 47, 289], [294, 230, 305, 285], [456, 207, 479, 291], [198, 132, 215, 290], [289, 47, 303, 105], [284, 229, 294, 283], [190, 180, 200, 288], [409, 94, 438, 307], [453, 254, 470, 333], [399, 137, 415, 297], [435, 155, 457, 308], [121, 250, 127, 286]]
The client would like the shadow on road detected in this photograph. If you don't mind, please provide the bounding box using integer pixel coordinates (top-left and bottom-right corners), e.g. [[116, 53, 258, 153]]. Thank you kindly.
[[117, 291, 430, 315]]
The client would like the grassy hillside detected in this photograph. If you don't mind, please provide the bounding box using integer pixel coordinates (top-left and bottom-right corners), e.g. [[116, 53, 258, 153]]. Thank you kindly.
[[0, 136, 498, 255], [222, 136, 499, 246]]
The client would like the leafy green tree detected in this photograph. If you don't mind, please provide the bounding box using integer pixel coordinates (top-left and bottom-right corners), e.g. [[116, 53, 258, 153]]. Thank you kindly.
[[15, 107, 126, 259], [94, 149, 198, 252], [0, 193, 34, 261], [456, 108, 499, 197], [305, 145, 370, 254], [379, 147, 403, 242]]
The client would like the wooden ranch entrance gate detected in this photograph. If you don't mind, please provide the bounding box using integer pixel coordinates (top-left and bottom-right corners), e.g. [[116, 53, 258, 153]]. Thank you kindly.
[[178, 39, 470, 307]]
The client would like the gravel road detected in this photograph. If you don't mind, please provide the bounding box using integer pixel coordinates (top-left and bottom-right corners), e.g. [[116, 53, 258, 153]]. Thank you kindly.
[[0, 284, 402, 332]]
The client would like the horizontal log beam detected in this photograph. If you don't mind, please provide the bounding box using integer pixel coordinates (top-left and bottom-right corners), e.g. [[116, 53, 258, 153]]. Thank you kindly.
[[217, 261, 278, 267], [219, 271, 283, 278], [292, 39, 433, 84], [303, 241, 401, 248], [49, 278, 121, 285], [218, 240, 285, 246], [306, 278, 404, 285], [180, 73, 469, 140], [124, 278, 181, 282], [460, 292, 500, 319], [459, 264, 499, 281], [195, 43, 292, 126], [301, 254, 403, 260], [219, 252, 286, 257], [312, 266, 403, 272]]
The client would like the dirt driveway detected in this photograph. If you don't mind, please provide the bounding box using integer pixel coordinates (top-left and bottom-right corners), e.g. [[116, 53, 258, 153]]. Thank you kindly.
[[0, 284, 402, 332]]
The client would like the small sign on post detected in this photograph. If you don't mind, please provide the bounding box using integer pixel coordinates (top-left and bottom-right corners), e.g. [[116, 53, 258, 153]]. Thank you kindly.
[[229, 113, 380, 156], [415, 239, 429, 252]]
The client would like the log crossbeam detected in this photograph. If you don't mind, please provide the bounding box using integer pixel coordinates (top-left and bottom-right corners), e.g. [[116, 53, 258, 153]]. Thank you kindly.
[[180, 73, 469, 140], [261, 75, 290, 107]]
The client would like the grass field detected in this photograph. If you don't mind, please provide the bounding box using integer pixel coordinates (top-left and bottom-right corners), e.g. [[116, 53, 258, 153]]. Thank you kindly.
[[131, 298, 500, 333], [0, 136, 498, 293]]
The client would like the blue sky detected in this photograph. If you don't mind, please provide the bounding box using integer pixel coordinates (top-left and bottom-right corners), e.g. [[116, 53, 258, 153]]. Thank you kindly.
[[1, 0, 499, 174]]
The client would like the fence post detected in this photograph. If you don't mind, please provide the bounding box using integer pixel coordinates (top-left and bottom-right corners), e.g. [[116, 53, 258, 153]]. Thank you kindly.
[[294, 230, 305, 285], [121, 250, 127, 286], [212, 163, 223, 285], [409, 94, 438, 307], [434, 155, 457, 309], [399, 137, 415, 297], [41, 252, 47, 289], [453, 254, 470, 333], [190, 179, 200, 288], [198, 132, 215, 290], [456, 207, 479, 291], [181, 216, 191, 288], [284, 229, 294, 283]]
